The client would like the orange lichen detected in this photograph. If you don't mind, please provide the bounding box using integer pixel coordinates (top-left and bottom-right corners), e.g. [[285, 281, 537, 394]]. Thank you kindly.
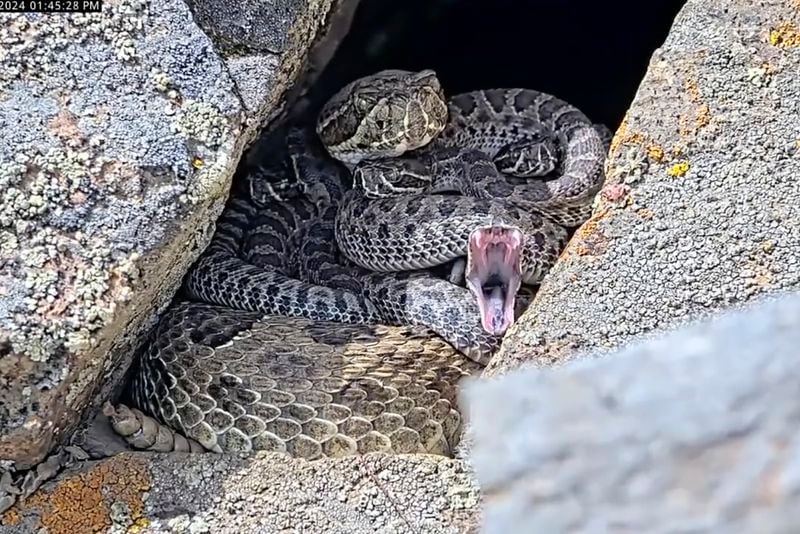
[[678, 105, 711, 138], [684, 79, 702, 104], [48, 96, 83, 143], [760, 62, 779, 75], [610, 89, 707, 172], [636, 208, 655, 220], [609, 117, 647, 158], [769, 21, 800, 48], [572, 208, 613, 257], [576, 215, 601, 240], [676, 76, 713, 142], [695, 104, 711, 129], [646, 144, 665, 162], [574, 235, 609, 258], [750, 266, 774, 288], [10, 454, 151, 534], [609, 117, 629, 155], [667, 161, 690, 177], [1, 508, 22, 526]]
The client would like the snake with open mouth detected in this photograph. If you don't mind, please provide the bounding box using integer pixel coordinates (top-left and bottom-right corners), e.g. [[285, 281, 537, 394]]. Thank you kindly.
[[116, 69, 607, 458]]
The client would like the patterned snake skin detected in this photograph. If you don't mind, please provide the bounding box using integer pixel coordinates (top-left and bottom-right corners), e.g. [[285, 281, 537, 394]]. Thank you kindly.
[[121, 70, 606, 458]]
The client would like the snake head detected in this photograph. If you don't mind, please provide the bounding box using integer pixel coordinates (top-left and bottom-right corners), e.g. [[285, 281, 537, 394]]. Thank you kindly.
[[465, 226, 524, 336], [316, 69, 449, 165]]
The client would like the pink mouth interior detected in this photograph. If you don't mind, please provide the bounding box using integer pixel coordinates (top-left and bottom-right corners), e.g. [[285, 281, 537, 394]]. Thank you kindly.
[[466, 226, 523, 336]]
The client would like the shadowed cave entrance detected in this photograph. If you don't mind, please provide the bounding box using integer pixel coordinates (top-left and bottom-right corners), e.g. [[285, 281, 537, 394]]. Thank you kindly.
[[277, 0, 690, 313], [307, 0, 687, 130]]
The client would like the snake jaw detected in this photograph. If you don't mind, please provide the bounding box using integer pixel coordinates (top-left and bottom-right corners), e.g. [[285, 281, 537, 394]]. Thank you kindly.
[[465, 226, 524, 336]]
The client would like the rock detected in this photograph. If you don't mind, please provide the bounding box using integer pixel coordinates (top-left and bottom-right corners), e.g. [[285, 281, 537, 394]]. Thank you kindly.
[[1, 452, 480, 533], [465, 292, 800, 533], [0, 0, 345, 470], [185, 0, 363, 118], [493, 0, 800, 374]]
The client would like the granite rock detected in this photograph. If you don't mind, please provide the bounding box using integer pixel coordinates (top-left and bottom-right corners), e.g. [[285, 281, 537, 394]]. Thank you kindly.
[[0, 0, 340, 470], [467, 293, 800, 533]]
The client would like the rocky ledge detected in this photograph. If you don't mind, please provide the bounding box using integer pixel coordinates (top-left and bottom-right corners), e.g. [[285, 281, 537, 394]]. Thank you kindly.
[[1, 452, 479, 533], [0, 0, 353, 469]]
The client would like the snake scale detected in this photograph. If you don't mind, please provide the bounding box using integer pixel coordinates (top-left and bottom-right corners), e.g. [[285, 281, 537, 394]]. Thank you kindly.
[[117, 70, 606, 459]]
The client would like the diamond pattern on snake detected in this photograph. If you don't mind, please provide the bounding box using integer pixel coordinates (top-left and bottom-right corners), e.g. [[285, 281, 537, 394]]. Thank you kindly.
[[114, 69, 608, 459]]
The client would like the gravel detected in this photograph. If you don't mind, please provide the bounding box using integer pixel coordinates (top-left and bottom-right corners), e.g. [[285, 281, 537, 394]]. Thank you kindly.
[[4, 452, 480, 533]]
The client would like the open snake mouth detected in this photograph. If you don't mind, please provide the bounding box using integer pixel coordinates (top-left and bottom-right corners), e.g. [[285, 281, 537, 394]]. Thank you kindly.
[[465, 226, 523, 336]]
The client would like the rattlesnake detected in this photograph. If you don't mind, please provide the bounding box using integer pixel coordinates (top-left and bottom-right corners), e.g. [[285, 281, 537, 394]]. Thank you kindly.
[[117, 70, 606, 458]]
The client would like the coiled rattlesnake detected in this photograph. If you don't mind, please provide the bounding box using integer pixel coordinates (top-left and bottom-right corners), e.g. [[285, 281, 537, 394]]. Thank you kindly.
[[116, 70, 606, 458]]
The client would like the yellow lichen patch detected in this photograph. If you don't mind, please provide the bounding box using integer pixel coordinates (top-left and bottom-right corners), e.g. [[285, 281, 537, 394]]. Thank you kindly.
[[128, 517, 151, 533], [667, 161, 690, 177], [14, 454, 151, 534], [636, 207, 655, 220], [769, 21, 800, 48]]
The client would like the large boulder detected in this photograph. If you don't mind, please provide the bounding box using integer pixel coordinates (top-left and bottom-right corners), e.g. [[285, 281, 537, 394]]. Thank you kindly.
[[467, 292, 800, 533], [0, 0, 352, 470], [493, 0, 800, 374]]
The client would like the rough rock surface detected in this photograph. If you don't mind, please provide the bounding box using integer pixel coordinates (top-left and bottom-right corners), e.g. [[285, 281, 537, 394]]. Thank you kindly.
[[466, 293, 800, 533], [186, 0, 362, 118], [0, 0, 341, 469], [493, 0, 800, 374], [1, 452, 480, 533]]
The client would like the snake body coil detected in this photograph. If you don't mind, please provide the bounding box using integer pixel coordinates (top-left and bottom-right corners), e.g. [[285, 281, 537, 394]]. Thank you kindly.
[[124, 70, 606, 457]]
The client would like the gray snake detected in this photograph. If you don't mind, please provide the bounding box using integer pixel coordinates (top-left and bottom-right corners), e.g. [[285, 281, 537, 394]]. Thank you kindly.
[[119, 69, 606, 458]]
